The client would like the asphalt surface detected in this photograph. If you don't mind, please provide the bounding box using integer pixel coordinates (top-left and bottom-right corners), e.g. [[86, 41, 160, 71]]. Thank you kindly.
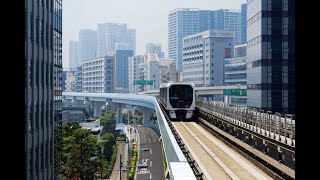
[[109, 142, 128, 180], [136, 127, 165, 180]]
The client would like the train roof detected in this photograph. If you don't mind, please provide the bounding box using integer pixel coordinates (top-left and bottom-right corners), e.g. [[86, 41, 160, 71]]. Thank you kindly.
[[160, 82, 195, 88]]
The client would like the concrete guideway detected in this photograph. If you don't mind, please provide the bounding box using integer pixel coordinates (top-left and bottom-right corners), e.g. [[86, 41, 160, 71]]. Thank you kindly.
[[172, 121, 273, 180], [62, 92, 196, 179]]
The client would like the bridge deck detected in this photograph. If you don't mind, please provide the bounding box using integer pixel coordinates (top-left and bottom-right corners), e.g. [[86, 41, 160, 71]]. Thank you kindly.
[[172, 121, 273, 180]]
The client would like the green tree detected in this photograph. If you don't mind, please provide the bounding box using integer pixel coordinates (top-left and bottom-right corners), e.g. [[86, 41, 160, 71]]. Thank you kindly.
[[100, 112, 116, 134], [64, 128, 99, 180]]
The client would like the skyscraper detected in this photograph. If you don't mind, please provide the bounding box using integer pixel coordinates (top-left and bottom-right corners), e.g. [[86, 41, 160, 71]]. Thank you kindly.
[[168, 8, 200, 71], [211, 9, 241, 45], [168, 8, 241, 71], [53, 0, 63, 177], [25, 0, 59, 179], [115, 50, 133, 89], [126, 28, 136, 55], [97, 23, 136, 57], [69, 40, 79, 69], [241, 3, 247, 44], [146, 43, 164, 58], [246, 0, 295, 114], [79, 29, 97, 61]]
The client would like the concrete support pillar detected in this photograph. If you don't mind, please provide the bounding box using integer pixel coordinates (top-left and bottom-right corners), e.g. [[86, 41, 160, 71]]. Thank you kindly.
[[117, 107, 123, 124], [135, 106, 154, 125], [93, 102, 104, 117], [143, 111, 151, 125], [94, 105, 102, 117]]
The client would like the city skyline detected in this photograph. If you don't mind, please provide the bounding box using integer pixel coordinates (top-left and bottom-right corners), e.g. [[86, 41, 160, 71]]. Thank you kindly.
[[63, 0, 243, 68]]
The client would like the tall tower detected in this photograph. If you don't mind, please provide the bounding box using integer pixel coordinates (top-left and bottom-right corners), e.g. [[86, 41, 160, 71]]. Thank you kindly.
[[25, 0, 62, 179], [79, 29, 97, 61], [247, 0, 295, 114]]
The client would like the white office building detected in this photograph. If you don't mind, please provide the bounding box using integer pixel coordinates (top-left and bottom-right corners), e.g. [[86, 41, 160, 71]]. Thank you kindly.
[[182, 30, 234, 87], [82, 56, 114, 93], [128, 55, 145, 93], [145, 53, 160, 91]]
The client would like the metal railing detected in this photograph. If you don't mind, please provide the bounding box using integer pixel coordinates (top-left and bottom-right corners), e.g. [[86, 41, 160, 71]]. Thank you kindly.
[[196, 100, 295, 146]]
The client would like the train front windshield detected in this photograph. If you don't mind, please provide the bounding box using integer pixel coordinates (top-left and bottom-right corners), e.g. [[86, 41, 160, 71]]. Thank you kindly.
[[169, 85, 193, 108]]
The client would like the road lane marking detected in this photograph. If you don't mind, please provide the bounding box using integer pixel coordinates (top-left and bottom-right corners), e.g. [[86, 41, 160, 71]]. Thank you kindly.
[[150, 173, 152, 179], [149, 138, 151, 143], [150, 149, 152, 154], [150, 161, 152, 167]]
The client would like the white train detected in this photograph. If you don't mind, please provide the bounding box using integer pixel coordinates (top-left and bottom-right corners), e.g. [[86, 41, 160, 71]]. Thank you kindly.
[[159, 83, 196, 120]]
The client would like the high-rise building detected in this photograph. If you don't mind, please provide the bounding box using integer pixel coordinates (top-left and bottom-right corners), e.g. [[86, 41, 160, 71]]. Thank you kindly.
[[168, 8, 241, 71], [75, 66, 82, 92], [69, 41, 79, 69], [224, 55, 247, 106], [247, 0, 295, 114], [82, 56, 114, 93], [126, 29, 136, 55], [146, 43, 164, 58], [65, 70, 77, 92], [53, 1, 63, 177], [211, 9, 241, 45], [145, 53, 160, 91], [137, 62, 146, 92], [97, 23, 136, 57], [234, 43, 247, 57], [241, 3, 247, 44], [182, 30, 234, 88], [79, 29, 97, 61], [25, 0, 59, 179], [168, 8, 201, 71], [62, 70, 68, 92], [128, 55, 145, 93], [159, 58, 178, 83], [115, 50, 133, 90]]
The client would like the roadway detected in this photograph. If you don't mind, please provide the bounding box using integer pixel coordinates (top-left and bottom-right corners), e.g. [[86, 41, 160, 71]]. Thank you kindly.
[[136, 126, 165, 180]]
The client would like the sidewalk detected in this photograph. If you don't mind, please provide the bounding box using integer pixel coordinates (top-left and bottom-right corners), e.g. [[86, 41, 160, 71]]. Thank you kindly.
[[109, 142, 128, 180]]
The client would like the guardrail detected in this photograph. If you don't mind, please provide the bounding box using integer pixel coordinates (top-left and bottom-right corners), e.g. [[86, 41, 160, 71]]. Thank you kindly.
[[196, 100, 295, 146]]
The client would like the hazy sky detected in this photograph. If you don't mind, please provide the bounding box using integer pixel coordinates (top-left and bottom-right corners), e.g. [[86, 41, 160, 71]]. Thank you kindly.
[[63, 0, 244, 68]]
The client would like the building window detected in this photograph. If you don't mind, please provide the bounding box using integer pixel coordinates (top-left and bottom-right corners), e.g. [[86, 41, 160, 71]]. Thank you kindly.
[[29, 150, 33, 174]]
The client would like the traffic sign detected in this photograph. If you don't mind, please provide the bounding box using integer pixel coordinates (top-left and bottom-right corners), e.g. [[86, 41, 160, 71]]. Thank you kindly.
[[133, 80, 154, 85], [223, 89, 247, 96]]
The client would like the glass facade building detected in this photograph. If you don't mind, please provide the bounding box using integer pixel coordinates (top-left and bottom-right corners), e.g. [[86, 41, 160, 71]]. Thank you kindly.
[[115, 50, 133, 89], [168, 8, 241, 71], [79, 29, 97, 61], [97, 23, 136, 57], [69, 40, 79, 69], [225, 57, 247, 86], [241, 3, 247, 44], [53, 0, 63, 177], [247, 0, 295, 114], [25, 0, 59, 179], [146, 43, 164, 58]]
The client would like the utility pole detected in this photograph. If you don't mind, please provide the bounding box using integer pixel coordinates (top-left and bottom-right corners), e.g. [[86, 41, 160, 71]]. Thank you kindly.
[[120, 154, 122, 180]]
